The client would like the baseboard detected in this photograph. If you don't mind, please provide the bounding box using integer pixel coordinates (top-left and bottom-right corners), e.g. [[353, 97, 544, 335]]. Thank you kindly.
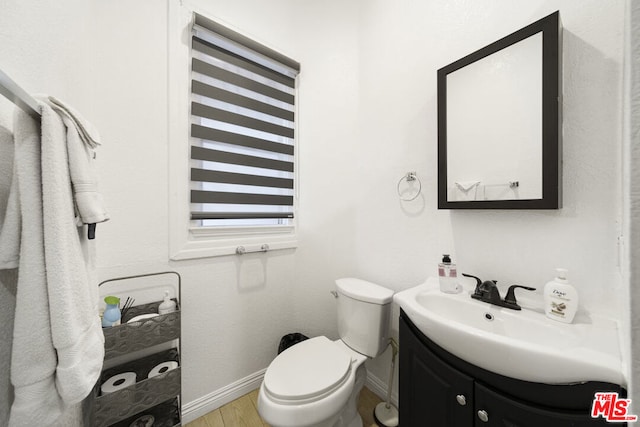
[[181, 368, 266, 424], [366, 371, 398, 407]]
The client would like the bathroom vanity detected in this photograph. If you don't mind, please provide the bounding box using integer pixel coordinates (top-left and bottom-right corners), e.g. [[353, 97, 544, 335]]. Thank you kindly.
[[399, 311, 626, 426], [394, 277, 628, 426]]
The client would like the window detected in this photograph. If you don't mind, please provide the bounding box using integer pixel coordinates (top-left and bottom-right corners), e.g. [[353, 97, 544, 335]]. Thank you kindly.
[[190, 14, 300, 229], [169, 8, 300, 260]]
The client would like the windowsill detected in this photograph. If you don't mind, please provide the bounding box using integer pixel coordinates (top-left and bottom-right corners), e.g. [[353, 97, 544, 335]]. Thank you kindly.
[[170, 225, 297, 260]]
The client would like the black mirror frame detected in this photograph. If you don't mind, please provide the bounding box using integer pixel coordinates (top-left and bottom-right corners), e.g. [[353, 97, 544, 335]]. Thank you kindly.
[[437, 11, 562, 210]]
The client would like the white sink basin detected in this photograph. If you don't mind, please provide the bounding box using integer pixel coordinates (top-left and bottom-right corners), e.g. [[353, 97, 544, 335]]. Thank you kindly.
[[394, 278, 625, 386]]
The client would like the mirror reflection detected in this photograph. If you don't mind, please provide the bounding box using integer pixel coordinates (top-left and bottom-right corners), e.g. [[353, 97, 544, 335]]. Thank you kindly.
[[438, 11, 561, 209], [446, 33, 542, 202]]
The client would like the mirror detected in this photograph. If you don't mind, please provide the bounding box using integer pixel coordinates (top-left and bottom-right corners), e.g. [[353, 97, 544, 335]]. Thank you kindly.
[[438, 11, 562, 209]]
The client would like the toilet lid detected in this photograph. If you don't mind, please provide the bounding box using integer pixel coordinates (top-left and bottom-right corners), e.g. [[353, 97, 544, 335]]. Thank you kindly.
[[264, 336, 351, 401]]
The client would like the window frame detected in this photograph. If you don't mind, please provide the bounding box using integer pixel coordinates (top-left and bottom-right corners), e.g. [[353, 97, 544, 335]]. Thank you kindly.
[[168, 2, 299, 260]]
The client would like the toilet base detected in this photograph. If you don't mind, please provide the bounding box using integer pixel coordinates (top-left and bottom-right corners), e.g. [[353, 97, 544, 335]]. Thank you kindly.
[[333, 362, 366, 427], [258, 339, 368, 427]]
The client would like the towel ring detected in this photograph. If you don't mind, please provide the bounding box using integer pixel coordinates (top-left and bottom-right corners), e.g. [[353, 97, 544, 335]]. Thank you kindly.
[[397, 172, 421, 201]]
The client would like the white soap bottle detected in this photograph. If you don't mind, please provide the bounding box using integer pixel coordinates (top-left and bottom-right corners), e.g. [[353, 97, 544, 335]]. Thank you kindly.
[[544, 268, 578, 323], [158, 291, 176, 315], [438, 254, 459, 293]]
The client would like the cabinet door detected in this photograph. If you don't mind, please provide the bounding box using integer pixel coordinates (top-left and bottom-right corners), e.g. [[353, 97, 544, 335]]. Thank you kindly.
[[400, 316, 474, 426], [474, 382, 619, 427]]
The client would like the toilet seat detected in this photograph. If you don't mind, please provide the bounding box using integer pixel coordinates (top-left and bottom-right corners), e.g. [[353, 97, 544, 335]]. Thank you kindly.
[[263, 336, 352, 402]]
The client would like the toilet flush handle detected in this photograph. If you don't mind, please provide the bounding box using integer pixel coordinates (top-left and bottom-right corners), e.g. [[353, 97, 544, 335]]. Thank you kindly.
[[330, 291, 338, 298]]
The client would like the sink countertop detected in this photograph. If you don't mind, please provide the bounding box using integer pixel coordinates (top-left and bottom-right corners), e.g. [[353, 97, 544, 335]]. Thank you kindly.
[[394, 277, 625, 386]]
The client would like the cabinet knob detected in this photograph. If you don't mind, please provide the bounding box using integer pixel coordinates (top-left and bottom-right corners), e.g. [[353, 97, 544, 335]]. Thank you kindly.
[[477, 410, 489, 422], [455, 394, 466, 406]]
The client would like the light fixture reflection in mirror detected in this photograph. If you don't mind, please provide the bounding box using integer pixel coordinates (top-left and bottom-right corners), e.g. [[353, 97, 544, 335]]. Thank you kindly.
[[437, 11, 561, 210]]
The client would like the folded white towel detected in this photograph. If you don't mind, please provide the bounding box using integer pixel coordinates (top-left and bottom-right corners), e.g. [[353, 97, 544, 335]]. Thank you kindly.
[[47, 96, 100, 149], [454, 180, 481, 191], [46, 96, 109, 226], [454, 181, 481, 201]]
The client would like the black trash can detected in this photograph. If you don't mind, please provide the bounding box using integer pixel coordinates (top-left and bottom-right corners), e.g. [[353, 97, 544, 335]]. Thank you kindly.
[[277, 332, 309, 354]]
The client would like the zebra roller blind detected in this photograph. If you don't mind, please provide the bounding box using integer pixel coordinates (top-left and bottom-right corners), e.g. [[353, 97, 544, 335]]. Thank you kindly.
[[190, 14, 300, 226]]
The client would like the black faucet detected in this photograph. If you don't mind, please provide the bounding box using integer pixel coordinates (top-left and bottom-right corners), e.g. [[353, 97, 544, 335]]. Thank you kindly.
[[462, 274, 536, 311]]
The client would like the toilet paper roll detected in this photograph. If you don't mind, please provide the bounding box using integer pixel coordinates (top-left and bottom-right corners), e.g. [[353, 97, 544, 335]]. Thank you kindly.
[[101, 372, 136, 394], [147, 361, 179, 379]]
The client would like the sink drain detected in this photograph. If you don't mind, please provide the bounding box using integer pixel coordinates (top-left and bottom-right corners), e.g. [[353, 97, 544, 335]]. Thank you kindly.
[[484, 313, 494, 321]]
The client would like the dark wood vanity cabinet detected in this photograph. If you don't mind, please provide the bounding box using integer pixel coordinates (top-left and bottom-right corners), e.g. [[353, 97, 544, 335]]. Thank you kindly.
[[399, 311, 625, 427], [399, 314, 473, 426], [474, 382, 608, 426]]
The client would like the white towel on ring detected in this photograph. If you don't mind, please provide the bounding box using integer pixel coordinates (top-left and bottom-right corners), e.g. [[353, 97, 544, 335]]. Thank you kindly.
[[454, 180, 481, 201], [454, 180, 481, 192]]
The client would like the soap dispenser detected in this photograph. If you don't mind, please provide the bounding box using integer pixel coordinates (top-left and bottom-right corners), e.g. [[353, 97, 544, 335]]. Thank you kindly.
[[438, 254, 459, 293], [544, 268, 578, 323], [158, 291, 176, 315]]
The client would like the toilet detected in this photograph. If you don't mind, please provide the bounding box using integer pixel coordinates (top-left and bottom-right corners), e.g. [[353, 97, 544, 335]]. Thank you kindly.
[[257, 278, 394, 427]]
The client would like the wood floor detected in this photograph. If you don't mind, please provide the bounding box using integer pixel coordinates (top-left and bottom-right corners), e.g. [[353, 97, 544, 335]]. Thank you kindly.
[[185, 386, 383, 427]]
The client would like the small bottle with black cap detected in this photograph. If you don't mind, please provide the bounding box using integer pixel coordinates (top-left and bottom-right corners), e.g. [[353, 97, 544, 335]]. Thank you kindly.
[[438, 254, 460, 293]]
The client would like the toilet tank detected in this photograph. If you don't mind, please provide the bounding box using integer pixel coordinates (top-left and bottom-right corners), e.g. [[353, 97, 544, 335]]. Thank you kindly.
[[335, 278, 394, 358]]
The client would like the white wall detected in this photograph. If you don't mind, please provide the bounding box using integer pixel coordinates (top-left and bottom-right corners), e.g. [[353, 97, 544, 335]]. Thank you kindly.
[[0, 0, 630, 421], [403, 0, 624, 385], [91, 0, 305, 411], [625, 0, 640, 410], [353, 0, 625, 310], [293, 0, 628, 398], [0, 0, 304, 419]]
